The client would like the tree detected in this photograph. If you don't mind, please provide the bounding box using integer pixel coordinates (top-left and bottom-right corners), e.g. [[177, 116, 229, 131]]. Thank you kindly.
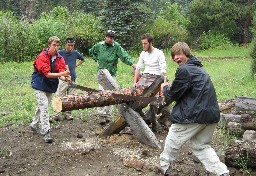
[[150, 2, 190, 49], [250, 10, 256, 77], [188, 0, 242, 45], [103, 0, 154, 50], [241, 0, 253, 46]]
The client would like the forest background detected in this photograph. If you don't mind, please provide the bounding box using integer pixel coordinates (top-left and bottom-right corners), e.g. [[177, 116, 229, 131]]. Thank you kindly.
[[0, 0, 256, 72]]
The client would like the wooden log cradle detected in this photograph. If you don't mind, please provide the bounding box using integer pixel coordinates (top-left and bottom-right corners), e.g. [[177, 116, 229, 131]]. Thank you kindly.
[[96, 69, 162, 148], [99, 74, 165, 136]]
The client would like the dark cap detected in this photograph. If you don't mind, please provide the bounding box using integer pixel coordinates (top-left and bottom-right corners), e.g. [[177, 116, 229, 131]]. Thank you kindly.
[[65, 38, 75, 43], [105, 30, 116, 38]]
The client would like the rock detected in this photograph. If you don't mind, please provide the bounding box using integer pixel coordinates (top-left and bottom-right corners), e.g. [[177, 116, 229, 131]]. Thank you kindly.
[[123, 157, 145, 171]]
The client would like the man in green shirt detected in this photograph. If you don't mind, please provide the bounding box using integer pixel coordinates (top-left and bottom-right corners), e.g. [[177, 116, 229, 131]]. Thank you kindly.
[[89, 30, 136, 125]]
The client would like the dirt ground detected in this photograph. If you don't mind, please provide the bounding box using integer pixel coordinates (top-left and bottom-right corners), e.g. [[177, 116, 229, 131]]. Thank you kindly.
[[0, 110, 255, 176]]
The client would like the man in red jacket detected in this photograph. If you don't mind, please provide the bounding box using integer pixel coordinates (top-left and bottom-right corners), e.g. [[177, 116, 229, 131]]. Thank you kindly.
[[30, 36, 71, 143]]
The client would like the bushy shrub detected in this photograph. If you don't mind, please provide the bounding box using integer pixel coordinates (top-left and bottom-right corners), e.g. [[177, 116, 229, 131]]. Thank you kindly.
[[0, 11, 32, 62], [198, 30, 233, 50], [150, 16, 188, 49], [149, 3, 189, 49], [0, 7, 103, 63], [27, 6, 73, 56], [68, 11, 103, 55], [28, 6, 103, 57]]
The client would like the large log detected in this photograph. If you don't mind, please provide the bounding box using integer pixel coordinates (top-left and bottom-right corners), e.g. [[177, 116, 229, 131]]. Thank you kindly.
[[225, 141, 256, 168], [60, 87, 145, 112], [235, 96, 256, 112]]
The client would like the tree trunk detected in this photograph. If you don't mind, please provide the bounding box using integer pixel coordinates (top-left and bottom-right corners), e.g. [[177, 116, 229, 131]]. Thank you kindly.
[[242, 0, 252, 47], [225, 141, 256, 168]]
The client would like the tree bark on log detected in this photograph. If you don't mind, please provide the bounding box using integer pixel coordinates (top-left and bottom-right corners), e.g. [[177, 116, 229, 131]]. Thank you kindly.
[[243, 130, 256, 142], [235, 96, 256, 112], [227, 122, 245, 137], [219, 113, 241, 127], [240, 114, 256, 130], [61, 87, 145, 112], [225, 141, 256, 168]]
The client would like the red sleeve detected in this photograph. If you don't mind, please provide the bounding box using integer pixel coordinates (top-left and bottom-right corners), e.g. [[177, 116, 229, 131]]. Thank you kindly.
[[34, 51, 51, 77]]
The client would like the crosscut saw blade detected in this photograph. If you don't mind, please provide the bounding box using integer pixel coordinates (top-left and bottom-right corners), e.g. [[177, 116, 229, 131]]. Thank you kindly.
[[112, 93, 163, 104], [69, 83, 99, 92]]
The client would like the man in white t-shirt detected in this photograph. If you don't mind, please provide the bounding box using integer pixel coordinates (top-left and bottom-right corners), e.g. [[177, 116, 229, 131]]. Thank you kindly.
[[133, 33, 167, 132]]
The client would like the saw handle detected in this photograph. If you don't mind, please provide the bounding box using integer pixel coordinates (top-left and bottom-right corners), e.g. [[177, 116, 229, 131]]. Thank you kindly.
[[64, 65, 71, 82]]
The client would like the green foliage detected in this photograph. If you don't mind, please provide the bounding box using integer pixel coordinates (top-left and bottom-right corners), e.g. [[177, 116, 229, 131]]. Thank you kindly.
[[104, 0, 154, 50], [150, 2, 189, 49], [188, 0, 242, 45], [67, 11, 103, 54], [251, 11, 256, 77], [0, 7, 103, 62], [250, 39, 256, 77], [194, 45, 250, 58], [198, 30, 233, 50], [0, 11, 32, 62], [28, 7, 69, 56]]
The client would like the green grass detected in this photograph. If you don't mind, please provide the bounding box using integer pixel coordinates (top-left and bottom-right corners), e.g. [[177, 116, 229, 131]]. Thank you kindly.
[[193, 45, 251, 58], [0, 46, 255, 127]]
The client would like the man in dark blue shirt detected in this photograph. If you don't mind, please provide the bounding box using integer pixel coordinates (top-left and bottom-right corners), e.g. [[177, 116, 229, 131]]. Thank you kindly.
[[53, 38, 85, 121]]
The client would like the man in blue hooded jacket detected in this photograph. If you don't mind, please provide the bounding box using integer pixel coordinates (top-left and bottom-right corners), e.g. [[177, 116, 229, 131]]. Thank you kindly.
[[159, 42, 229, 176]]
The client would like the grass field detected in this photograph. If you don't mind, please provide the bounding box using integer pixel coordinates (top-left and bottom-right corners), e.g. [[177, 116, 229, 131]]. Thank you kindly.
[[0, 47, 255, 127]]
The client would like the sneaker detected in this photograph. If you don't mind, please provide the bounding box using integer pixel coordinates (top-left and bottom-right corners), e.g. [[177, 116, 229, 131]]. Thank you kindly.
[[43, 132, 53, 143], [219, 173, 229, 176], [164, 165, 171, 176]]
